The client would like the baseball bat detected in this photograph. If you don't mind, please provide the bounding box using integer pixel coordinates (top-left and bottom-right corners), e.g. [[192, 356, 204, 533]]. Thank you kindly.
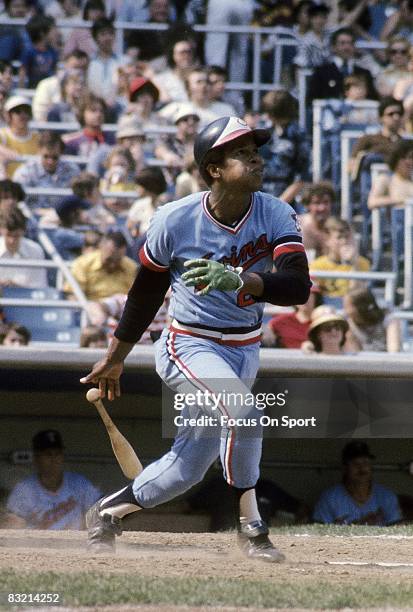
[[86, 388, 143, 479]]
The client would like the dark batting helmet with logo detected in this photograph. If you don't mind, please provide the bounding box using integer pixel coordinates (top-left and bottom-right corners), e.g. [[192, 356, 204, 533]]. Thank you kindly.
[[193, 116, 271, 177]]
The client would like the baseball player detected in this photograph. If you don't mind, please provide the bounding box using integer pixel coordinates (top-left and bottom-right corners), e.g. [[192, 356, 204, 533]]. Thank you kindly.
[[81, 116, 311, 561]]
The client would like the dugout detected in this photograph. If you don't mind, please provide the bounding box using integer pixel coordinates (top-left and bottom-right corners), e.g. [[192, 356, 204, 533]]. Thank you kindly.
[[1, 345, 412, 530]]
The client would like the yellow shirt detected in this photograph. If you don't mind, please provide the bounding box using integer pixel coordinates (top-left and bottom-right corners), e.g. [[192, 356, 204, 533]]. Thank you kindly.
[[0, 127, 39, 177], [69, 250, 137, 301], [310, 255, 370, 297]]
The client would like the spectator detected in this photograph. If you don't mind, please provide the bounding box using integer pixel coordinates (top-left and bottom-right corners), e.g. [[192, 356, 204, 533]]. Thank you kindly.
[[159, 67, 231, 127], [343, 288, 401, 353], [367, 139, 413, 210], [306, 305, 349, 355], [71, 172, 115, 229], [80, 324, 108, 348], [380, 0, 413, 46], [262, 286, 323, 349], [294, 2, 331, 70], [175, 158, 205, 199], [0, 322, 31, 345], [63, 0, 106, 59], [376, 37, 411, 98], [13, 131, 80, 210], [127, 167, 168, 243], [100, 146, 136, 194], [155, 105, 200, 177], [307, 27, 377, 103], [68, 230, 137, 300], [299, 181, 335, 259], [20, 15, 59, 88], [393, 45, 413, 109], [85, 290, 170, 345], [341, 75, 379, 125], [260, 90, 311, 208], [47, 195, 91, 260], [0, 60, 14, 97], [153, 34, 199, 104], [350, 97, 405, 180], [207, 65, 237, 116], [0, 0, 32, 64], [87, 114, 147, 179], [126, 77, 161, 131], [310, 217, 370, 301], [47, 71, 85, 123], [125, 0, 174, 71], [292, 0, 312, 38], [0, 208, 47, 288], [100, 146, 137, 216], [0, 96, 39, 178], [0, 179, 36, 239], [4, 429, 101, 529], [87, 17, 125, 109], [204, 0, 254, 83], [313, 441, 402, 525], [63, 93, 111, 157], [32, 49, 89, 121]]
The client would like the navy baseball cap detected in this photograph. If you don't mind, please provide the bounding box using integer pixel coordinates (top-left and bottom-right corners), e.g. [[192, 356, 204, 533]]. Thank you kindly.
[[342, 441, 375, 464], [194, 116, 271, 169], [32, 430, 64, 451]]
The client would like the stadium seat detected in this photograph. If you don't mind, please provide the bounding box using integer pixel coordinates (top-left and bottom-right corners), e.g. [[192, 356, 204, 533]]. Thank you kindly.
[[1, 286, 64, 300]]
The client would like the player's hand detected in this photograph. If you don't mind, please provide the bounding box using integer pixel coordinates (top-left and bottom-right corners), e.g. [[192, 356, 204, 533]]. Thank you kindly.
[[80, 360, 124, 401], [182, 259, 243, 295]]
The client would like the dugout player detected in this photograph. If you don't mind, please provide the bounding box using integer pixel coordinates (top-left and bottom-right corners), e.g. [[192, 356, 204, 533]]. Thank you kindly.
[[81, 116, 311, 561]]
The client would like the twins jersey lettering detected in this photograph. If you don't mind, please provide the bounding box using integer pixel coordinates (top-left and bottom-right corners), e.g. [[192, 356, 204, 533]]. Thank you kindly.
[[140, 191, 304, 329]]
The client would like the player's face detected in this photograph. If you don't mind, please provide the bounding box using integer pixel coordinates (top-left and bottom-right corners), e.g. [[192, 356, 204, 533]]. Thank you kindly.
[[219, 135, 264, 189], [345, 456, 373, 484]]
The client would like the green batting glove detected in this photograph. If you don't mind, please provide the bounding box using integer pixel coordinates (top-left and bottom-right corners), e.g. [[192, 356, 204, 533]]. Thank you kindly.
[[182, 259, 244, 296]]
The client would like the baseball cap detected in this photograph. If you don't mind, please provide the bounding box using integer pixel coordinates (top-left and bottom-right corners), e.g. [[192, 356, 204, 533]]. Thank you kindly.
[[342, 441, 375, 464], [55, 195, 90, 220], [32, 429, 64, 452], [116, 114, 145, 140], [193, 116, 271, 169], [129, 77, 159, 103], [173, 104, 200, 125], [4, 95, 32, 113]]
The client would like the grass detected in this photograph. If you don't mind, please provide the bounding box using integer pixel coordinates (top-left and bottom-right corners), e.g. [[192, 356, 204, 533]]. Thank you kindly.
[[270, 522, 413, 537], [1, 569, 413, 610]]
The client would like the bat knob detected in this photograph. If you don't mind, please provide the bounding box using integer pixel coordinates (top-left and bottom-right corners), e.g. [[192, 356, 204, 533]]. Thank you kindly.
[[86, 388, 101, 403]]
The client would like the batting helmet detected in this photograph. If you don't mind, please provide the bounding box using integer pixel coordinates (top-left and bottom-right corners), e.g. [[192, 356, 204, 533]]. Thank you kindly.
[[193, 116, 270, 173]]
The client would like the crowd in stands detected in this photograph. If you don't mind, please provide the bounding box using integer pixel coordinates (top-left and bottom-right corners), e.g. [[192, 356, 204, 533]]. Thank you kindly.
[[0, 0, 411, 352]]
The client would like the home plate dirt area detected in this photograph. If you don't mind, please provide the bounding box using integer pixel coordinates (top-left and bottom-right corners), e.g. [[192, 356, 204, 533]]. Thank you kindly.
[[1, 529, 413, 610]]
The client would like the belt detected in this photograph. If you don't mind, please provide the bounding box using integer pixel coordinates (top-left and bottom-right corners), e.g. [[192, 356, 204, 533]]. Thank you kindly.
[[169, 319, 262, 346]]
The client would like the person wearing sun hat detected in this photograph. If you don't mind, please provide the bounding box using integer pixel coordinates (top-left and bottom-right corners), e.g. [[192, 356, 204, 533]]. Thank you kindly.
[[0, 95, 39, 178], [307, 305, 349, 354]]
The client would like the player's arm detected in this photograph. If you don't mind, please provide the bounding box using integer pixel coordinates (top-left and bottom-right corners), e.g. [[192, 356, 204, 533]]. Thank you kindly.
[[247, 240, 311, 306], [80, 262, 170, 399]]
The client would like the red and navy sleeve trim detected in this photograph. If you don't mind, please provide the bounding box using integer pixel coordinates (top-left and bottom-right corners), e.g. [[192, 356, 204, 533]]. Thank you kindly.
[[272, 235, 305, 261], [139, 242, 169, 272]]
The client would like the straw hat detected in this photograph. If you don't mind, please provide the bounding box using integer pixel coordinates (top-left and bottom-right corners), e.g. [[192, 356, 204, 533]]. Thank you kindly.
[[308, 305, 348, 343]]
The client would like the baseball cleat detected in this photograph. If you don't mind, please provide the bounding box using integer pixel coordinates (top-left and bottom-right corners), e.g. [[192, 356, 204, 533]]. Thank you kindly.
[[238, 519, 285, 563], [86, 499, 123, 553]]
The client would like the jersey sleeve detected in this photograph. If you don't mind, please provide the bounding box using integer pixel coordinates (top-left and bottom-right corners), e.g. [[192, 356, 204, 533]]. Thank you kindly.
[[312, 490, 337, 524], [138, 207, 171, 272], [271, 205, 306, 265], [381, 488, 402, 525], [6, 481, 32, 520]]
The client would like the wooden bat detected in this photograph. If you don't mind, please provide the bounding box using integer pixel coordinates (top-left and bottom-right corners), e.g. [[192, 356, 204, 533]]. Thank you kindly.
[[86, 388, 143, 479]]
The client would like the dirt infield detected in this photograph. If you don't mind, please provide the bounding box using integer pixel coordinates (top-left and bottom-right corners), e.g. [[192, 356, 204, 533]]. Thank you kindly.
[[1, 529, 413, 581], [1, 529, 413, 610]]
